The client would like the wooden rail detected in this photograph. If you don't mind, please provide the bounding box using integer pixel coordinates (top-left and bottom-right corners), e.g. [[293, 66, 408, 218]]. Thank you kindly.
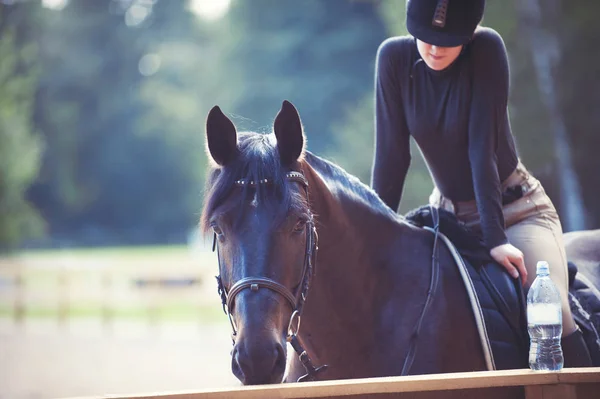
[[78, 368, 600, 399], [0, 268, 205, 326]]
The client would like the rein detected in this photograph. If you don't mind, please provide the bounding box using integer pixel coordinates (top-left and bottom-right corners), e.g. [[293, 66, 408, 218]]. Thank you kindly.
[[213, 170, 328, 382], [400, 205, 441, 376]]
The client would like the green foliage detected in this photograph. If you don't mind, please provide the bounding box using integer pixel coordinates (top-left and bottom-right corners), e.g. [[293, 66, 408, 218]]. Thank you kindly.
[[327, 94, 432, 214], [555, 2, 600, 227], [0, 17, 44, 250], [483, 0, 555, 173], [27, 0, 209, 246], [325, 96, 375, 185], [214, 0, 387, 154], [1, 0, 597, 249], [378, 0, 407, 36], [327, 0, 434, 214]]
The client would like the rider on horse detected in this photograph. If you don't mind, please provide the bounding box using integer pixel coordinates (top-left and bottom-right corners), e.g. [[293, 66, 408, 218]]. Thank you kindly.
[[371, 0, 593, 366]]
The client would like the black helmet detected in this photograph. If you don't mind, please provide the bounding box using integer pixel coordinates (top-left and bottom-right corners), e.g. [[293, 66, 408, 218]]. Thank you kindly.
[[406, 0, 485, 47]]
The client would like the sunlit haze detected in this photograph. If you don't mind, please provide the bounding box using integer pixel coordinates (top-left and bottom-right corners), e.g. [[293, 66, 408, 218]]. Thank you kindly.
[[188, 0, 231, 21], [41, 0, 68, 10]]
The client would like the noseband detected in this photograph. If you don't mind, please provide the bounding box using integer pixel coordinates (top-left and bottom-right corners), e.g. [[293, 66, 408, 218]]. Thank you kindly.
[[213, 171, 328, 382]]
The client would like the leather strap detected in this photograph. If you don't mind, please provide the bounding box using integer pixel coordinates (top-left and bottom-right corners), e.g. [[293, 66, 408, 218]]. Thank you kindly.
[[227, 277, 297, 312]]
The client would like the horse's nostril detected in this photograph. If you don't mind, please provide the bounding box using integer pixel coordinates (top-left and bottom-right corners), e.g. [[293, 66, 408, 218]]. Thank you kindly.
[[274, 343, 287, 373], [231, 347, 247, 383], [232, 341, 287, 385]]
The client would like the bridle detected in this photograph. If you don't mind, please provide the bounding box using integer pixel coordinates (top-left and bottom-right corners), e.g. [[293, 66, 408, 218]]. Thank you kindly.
[[212, 170, 328, 382], [211, 170, 441, 381]]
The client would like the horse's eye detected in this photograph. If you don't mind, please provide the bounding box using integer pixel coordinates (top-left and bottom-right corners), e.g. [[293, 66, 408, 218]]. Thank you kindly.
[[211, 223, 224, 237], [293, 219, 307, 234]]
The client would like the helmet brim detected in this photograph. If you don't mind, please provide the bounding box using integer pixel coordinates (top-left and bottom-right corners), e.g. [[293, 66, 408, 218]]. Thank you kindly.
[[407, 18, 472, 47]]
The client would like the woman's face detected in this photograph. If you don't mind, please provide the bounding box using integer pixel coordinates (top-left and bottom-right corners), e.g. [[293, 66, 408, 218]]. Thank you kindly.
[[416, 39, 463, 71]]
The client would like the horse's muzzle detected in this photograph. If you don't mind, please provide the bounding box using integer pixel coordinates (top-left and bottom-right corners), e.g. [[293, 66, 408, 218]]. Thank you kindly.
[[231, 337, 287, 385]]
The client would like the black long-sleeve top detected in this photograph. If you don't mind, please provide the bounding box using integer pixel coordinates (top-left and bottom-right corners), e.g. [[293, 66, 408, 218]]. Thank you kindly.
[[371, 27, 519, 249]]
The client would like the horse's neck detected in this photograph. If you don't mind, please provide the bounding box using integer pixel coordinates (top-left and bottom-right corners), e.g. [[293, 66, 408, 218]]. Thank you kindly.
[[303, 160, 401, 261], [299, 162, 407, 367], [307, 176, 398, 310], [294, 164, 482, 379]]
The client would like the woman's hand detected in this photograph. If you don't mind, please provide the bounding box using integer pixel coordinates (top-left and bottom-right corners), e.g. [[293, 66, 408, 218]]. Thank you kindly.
[[490, 243, 527, 284]]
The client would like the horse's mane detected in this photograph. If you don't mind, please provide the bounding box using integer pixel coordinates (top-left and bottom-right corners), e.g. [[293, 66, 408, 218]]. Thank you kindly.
[[200, 131, 403, 233], [200, 132, 309, 233], [303, 152, 401, 221]]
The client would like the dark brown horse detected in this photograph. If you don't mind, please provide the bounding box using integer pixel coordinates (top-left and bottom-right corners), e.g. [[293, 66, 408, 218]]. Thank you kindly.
[[200, 101, 599, 393], [201, 100, 489, 386]]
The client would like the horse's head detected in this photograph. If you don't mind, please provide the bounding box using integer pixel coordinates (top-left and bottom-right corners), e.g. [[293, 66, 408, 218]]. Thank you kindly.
[[201, 101, 315, 385]]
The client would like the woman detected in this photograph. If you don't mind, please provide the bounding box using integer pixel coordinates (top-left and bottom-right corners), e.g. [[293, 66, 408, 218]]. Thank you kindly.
[[370, 0, 592, 366]]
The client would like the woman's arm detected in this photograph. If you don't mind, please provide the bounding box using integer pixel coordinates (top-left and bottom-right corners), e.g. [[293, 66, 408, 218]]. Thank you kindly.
[[467, 28, 510, 249], [371, 38, 411, 212], [468, 28, 528, 281]]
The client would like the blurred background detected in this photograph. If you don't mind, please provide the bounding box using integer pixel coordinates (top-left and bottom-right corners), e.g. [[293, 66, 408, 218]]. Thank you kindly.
[[0, 0, 598, 398]]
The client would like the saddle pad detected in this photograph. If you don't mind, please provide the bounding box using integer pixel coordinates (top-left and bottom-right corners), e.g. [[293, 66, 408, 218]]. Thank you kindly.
[[469, 261, 529, 369], [568, 262, 600, 366], [424, 227, 529, 370]]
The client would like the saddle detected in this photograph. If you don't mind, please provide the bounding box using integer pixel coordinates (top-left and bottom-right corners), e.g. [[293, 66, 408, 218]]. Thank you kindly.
[[568, 262, 600, 365], [405, 205, 600, 369]]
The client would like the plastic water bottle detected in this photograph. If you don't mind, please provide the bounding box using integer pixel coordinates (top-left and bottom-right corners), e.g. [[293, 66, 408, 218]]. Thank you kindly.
[[527, 261, 563, 371]]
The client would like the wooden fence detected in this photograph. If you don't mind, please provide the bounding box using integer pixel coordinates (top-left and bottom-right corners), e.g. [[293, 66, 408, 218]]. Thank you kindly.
[[90, 368, 600, 399], [0, 267, 210, 326]]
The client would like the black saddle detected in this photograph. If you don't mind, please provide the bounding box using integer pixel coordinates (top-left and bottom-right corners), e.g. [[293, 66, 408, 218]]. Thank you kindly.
[[406, 205, 529, 370], [406, 205, 600, 368], [568, 261, 600, 366]]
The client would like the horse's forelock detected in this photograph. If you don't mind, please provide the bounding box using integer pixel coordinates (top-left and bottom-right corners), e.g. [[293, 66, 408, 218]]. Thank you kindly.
[[200, 132, 309, 234]]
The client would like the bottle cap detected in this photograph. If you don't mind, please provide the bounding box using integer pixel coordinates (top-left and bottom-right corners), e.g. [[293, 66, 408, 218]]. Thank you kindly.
[[536, 261, 550, 275]]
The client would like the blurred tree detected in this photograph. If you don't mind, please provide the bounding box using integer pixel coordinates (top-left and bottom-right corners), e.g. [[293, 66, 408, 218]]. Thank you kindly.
[[516, 0, 587, 231], [487, 0, 599, 230], [0, 3, 44, 250], [550, 0, 600, 229], [327, 94, 433, 214], [558, 1, 600, 229], [215, 0, 387, 154], [328, 0, 433, 214], [326, 0, 433, 214], [5, 0, 596, 250], [27, 0, 208, 246]]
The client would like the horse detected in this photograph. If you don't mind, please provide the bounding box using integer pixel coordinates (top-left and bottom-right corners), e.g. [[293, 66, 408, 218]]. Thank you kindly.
[[200, 101, 599, 395], [564, 230, 600, 285]]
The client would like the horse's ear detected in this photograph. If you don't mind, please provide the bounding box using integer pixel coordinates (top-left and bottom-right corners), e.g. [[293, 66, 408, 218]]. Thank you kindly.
[[273, 100, 305, 166], [206, 106, 238, 166]]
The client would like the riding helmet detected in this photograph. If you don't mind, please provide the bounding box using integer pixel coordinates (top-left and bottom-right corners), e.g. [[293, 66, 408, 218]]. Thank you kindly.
[[406, 0, 485, 47]]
